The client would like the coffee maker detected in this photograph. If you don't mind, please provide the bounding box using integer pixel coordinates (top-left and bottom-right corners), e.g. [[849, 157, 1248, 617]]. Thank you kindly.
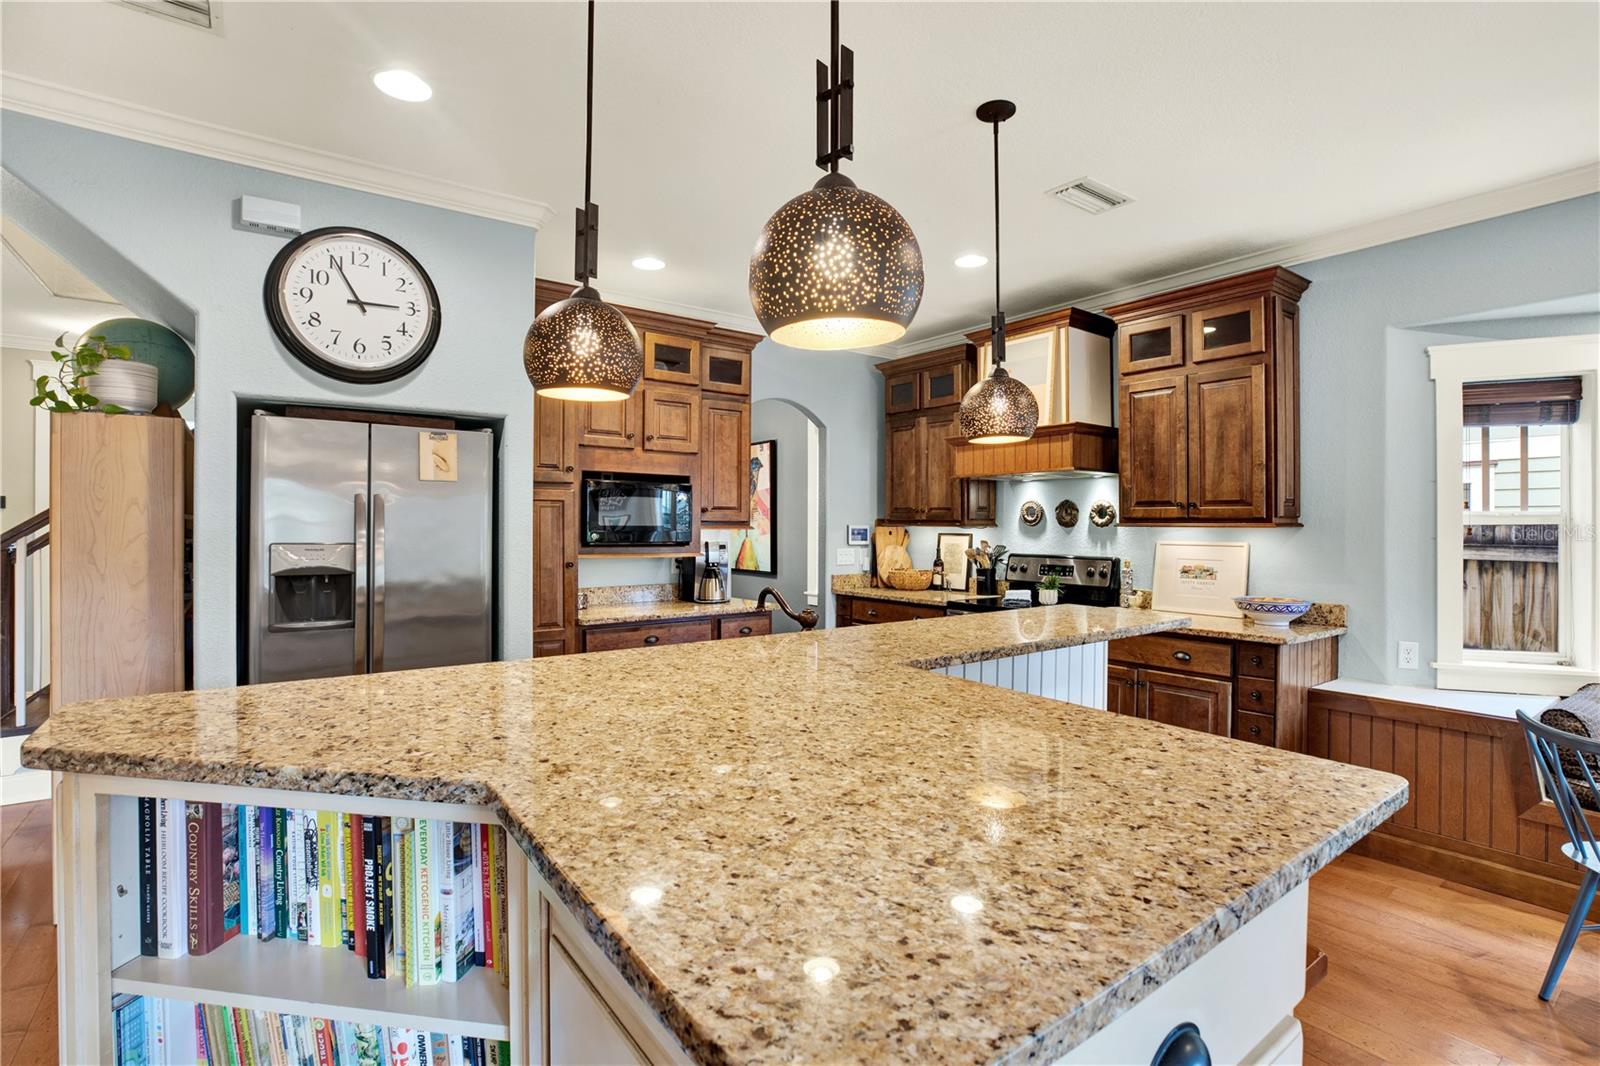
[[676, 539, 731, 603]]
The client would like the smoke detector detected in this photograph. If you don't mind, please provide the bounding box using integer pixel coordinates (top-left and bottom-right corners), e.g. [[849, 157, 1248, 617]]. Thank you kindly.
[[1047, 177, 1131, 215]]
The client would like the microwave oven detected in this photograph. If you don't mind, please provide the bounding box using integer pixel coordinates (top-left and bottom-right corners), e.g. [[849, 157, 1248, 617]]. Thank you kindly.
[[581, 474, 694, 547]]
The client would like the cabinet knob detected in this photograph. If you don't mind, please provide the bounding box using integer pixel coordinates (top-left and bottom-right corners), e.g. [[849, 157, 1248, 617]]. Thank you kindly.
[[1249, 690, 1262, 702], [643, 634, 660, 645], [1249, 654, 1263, 666], [565, 464, 574, 473], [1249, 724, 1262, 736], [867, 608, 878, 617], [646, 434, 655, 441], [1125, 679, 1136, 688], [1187, 502, 1198, 511], [738, 626, 753, 635], [701, 506, 709, 513], [564, 561, 574, 569], [1137, 680, 1146, 689], [627, 432, 636, 440], [1172, 650, 1192, 662]]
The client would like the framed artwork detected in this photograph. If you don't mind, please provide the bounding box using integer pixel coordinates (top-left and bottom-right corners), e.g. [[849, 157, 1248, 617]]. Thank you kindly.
[[936, 532, 974, 592], [1152, 541, 1249, 618], [846, 525, 871, 546], [731, 439, 777, 576]]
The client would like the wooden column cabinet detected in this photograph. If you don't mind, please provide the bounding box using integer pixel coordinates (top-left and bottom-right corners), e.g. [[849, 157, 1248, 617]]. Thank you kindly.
[[533, 486, 579, 656], [1107, 266, 1309, 526], [876, 345, 995, 526], [641, 385, 701, 454], [533, 393, 578, 484], [700, 397, 751, 523]]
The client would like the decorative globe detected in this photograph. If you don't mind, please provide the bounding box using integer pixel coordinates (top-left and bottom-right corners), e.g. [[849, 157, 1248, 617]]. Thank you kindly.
[[524, 286, 643, 401], [85, 317, 195, 408], [749, 173, 923, 350], [958, 368, 1039, 444]]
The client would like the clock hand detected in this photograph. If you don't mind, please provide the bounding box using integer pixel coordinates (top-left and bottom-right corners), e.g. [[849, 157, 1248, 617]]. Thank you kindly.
[[333, 261, 369, 314], [346, 300, 401, 310]]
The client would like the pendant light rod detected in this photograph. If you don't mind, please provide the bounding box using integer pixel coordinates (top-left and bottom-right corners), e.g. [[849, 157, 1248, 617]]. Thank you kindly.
[[584, 0, 594, 213], [815, 0, 854, 173], [976, 99, 1015, 364], [573, 0, 601, 286]]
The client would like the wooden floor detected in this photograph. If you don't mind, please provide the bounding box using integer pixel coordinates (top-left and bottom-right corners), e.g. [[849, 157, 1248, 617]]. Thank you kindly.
[[1, 802, 1596, 1065]]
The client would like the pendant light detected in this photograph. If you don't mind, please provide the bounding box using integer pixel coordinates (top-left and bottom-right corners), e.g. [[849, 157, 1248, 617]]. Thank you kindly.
[[958, 99, 1037, 444], [748, 0, 924, 350], [524, 0, 642, 402]]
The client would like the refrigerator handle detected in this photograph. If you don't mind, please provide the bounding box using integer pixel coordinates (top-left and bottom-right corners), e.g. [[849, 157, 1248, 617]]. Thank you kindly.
[[354, 493, 368, 674], [372, 493, 386, 672]]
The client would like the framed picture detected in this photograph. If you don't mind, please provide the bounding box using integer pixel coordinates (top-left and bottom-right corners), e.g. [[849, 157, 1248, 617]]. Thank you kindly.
[[1152, 541, 1249, 618], [731, 439, 777, 576], [846, 525, 871, 547], [936, 532, 974, 592]]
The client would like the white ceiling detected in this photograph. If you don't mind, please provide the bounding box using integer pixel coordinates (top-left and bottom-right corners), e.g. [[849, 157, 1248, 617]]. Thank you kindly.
[[2, 2, 1596, 348]]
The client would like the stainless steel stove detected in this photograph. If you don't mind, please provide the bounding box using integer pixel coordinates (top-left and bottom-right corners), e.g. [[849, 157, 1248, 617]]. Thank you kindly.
[[945, 553, 1121, 614]]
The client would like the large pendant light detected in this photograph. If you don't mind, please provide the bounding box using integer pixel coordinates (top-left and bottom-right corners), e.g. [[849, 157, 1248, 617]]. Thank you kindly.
[[524, 0, 642, 402], [748, 0, 924, 350], [958, 99, 1037, 444]]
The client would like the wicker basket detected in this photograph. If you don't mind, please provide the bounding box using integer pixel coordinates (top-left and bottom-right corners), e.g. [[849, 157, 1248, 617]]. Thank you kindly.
[[882, 568, 933, 591]]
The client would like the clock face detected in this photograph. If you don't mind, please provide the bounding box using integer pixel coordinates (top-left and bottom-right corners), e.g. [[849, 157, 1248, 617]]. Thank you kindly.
[[264, 227, 441, 383]]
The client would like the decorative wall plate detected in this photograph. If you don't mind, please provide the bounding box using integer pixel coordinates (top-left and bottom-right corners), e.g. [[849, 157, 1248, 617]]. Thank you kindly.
[[1055, 499, 1079, 528], [1019, 500, 1045, 526], [1089, 500, 1117, 527]]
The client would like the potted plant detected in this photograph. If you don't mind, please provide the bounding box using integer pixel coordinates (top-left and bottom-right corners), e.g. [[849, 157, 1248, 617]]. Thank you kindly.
[[30, 334, 158, 415], [1037, 574, 1061, 606]]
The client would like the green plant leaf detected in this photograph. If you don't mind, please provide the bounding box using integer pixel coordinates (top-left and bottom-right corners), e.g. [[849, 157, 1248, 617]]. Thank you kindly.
[[79, 394, 99, 406], [28, 395, 45, 407], [100, 403, 127, 414], [49, 401, 73, 413]]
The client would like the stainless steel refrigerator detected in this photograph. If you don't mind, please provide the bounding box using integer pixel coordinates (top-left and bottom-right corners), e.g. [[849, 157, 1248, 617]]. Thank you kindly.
[[246, 411, 494, 684]]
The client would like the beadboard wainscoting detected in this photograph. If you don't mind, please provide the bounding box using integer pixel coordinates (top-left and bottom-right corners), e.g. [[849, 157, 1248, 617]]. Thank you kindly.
[[934, 642, 1109, 710]]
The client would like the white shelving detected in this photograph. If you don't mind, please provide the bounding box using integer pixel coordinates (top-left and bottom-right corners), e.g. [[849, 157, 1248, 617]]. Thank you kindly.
[[111, 935, 511, 1041]]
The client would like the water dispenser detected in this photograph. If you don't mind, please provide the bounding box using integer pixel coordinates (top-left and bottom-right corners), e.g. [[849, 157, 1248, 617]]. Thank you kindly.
[[268, 543, 355, 630]]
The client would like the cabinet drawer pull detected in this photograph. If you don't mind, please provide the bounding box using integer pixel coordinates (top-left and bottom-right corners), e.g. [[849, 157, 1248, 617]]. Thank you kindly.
[[700, 506, 709, 513], [1172, 650, 1192, 662], [1249, 654, 1263, 667], [1248, 723, 1262, 736], [738, 625, 753, 635], [626, 432, 636, 440], [564, 561, 574, 569], [565, 464, 574, 473], [1249, 689, 1262, 702], [867, 608, 879, 617], [643, 634, 660, 645], [646, 434, 655, 441]]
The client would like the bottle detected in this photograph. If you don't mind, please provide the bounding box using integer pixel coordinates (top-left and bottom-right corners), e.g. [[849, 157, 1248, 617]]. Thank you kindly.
[[931, 555, 945, 590]]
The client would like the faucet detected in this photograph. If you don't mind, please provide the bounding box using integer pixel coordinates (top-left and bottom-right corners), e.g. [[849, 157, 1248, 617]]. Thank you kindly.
[[757, 586, 819, 631]]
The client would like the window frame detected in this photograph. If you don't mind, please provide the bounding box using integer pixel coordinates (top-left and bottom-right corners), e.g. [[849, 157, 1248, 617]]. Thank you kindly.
[[1428, 335, 1598, 695]]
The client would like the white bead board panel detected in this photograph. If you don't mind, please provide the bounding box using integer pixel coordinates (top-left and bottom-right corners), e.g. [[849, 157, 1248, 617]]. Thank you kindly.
[[934, 641, 1108, 710]]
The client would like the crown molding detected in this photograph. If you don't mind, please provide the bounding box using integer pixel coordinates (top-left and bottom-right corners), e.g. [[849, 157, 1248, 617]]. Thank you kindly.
[[0, 73, 554, 230], [882, 162, 1600, 358], [1, 332, 57, 352]]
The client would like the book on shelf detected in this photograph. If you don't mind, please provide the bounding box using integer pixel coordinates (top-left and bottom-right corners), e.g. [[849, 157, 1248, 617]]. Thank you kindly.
[[271, 808, 288, 940], [139, 797, 158, 957], [157, 799, 187, 959], [221, 804, 242, 945], [185, 802, 224, 956], [256, 807, 277, 941]]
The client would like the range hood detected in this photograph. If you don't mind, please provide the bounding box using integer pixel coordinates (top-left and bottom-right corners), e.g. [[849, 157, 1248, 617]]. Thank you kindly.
[[950, 422, 1118, 481]]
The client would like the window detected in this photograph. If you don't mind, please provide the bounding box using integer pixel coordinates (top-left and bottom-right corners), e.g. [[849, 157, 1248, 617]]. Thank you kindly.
[[1430, 337, 1599, 695]]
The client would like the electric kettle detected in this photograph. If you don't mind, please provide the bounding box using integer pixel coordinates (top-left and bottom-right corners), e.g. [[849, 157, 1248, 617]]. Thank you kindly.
[[695, 542, 730, 603]]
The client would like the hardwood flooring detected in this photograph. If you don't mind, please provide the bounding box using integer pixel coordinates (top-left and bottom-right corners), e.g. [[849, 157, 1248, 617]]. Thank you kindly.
[[0, 802, 1595, 1065]]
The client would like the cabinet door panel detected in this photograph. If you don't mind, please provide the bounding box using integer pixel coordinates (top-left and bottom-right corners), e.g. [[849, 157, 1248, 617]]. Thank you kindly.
[[922, 411, 960, 522], [1188, 361, 1267, 520], [920, 359, 967, 410], [960, 478, 997, 526], [700, 398, 750, 524], [1190, 297, 1265, 363], [1117, 314, 1186, 374], [642, 385, 701, 453], [701, 344, 752, 396], [533, 486, 578, 655], [1107, 663, 1139, 717], [886, 416, 925, 520], [577, 394, 639, 450], [642, 331, 701, 385], [534, 393, 578, 484], [885, 370, 920, 415], [1119, 373, 1188, 521], [1139, 668, 1231, 737], [549, 932, 649, 1065]]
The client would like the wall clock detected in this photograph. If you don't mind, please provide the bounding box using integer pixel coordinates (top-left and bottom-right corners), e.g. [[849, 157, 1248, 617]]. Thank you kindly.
[[264, 227, 442, 383]]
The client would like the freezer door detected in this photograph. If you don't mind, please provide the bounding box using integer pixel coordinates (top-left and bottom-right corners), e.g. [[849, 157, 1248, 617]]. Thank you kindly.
[[248, 414, 370, 684], [368, 424, 495, 672]]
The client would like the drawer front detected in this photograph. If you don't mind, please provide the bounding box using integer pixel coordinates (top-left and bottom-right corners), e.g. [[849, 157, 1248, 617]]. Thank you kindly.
[[850, 598, 944, 624], [1235, 676, 1278, 713], [1236, 645, 1278, 679], [1111, 634, 1232, 677], [719, 614, 772, 639], [583, 620, 716, 652], [1235, 710, 1276, 747]]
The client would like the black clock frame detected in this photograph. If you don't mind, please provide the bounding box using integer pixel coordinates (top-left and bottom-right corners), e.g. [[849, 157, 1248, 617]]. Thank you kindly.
[[263, 226, 443, 384]]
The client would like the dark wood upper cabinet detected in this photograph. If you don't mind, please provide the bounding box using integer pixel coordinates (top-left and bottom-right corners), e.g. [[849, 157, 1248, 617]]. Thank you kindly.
[[700, 397, 750, 524], [642, 385, 701, 453], [576, 393, 640, 450], [885, 416, 925, 521], [701, 343, 752, 396], [876, 345, 996, 527], [533, 393, 578, 484], [1107, 266, 1308, 526], [919, 356, 968, 410], [643, 331, 701, 385], [884, 369, 920, 415], [921, 410, 960, 522], [533, 485, 578, 656]]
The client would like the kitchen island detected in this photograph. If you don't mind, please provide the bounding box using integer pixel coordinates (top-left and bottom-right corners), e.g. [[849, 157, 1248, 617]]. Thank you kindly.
[[25, 606, 1406, 1065]]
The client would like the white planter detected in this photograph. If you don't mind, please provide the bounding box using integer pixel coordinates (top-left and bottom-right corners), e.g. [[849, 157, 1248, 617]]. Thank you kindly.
[[92, 361, 159, 414], [1037, 589, 1059, 605]]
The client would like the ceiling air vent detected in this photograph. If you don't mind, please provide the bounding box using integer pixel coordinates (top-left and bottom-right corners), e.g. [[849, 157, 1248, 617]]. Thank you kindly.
[[117, 1, 216, 30], [1047, 177, 1131, 215]]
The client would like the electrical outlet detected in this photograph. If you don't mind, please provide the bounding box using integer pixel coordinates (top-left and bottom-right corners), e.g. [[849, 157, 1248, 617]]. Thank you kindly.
[[1397, 641, 1420, 670], [835, 547, 856, 566]]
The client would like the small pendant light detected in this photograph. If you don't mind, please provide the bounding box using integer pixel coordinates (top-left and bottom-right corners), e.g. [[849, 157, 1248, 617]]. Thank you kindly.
[[748, 0, 924, 350], [959, 99, 1037, 444], [524, 0, 642, 402]]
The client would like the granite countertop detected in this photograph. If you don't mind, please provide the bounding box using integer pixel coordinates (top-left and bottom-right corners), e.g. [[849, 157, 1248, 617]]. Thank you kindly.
[[579, 598, 769, 627], [24, 608, 1405, 1065], [1173, 615, 1348, 645]]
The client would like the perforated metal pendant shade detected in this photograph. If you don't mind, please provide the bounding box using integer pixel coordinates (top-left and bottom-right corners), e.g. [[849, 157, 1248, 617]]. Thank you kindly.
[[749, 173, 924, 351], [524, 285, 643, 402], [957, 367, 1038, 444]]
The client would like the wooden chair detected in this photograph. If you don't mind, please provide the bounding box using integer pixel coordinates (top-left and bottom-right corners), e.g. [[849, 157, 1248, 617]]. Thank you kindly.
[[1517, 709, 1600, 1000]]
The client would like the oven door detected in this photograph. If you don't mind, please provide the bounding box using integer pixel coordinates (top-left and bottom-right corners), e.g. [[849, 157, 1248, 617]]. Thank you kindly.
[[582, 477, 693, 546]]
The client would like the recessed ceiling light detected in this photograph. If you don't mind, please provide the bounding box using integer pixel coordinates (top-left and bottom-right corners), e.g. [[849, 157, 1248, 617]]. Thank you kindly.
[[954, 253, 989, 269], [373, 70, 432, 103], [632, 256, 666, 271]]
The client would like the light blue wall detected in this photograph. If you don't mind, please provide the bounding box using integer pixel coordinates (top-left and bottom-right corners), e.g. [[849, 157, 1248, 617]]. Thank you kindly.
[[1, 111, 538, 685], [976, 193, 1600, 686], [728, 399, 814, 633]]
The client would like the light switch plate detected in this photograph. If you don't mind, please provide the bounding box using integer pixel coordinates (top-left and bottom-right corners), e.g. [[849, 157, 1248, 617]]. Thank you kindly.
[[1397, 641, 1420, 670], [835, 547, 857, 566]]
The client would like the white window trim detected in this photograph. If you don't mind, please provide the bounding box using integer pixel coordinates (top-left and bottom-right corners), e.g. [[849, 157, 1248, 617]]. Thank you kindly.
[[1428, 334, 1599, 695]]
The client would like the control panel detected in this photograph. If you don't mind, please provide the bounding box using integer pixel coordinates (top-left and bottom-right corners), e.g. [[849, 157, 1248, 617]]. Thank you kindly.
[[1004, 553, 1117, 587]]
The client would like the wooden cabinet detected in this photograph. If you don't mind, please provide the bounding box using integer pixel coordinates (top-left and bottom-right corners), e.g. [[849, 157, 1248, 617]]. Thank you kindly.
[[642, 330, 701, 386], [719, 613, 772, 639], [1107, 663, 1139, 717], [1140, 668, 1231, 737], [533, 393, 577, 484], [576, 393, 639, 450], [579, 611, 770, 652], [641, 384, 700, 453], [876, 344, 996, 526], [835, 594, 946, 626], [1107, 266, 1309, 526], [701, 340, 752, 396], [533, 486, 579, 656], [700, 397, 751, 523]]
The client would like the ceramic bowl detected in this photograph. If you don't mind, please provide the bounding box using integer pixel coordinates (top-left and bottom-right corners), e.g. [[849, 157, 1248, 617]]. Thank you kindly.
[[1233, 596, 1312, 627]]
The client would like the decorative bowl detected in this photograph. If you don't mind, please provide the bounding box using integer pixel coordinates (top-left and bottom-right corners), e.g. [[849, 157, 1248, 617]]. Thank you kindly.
[[1233, 596, 1312, 627], [882, 568, 933, 591]]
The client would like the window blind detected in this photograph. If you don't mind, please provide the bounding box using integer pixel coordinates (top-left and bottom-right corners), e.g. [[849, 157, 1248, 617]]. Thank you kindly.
[[1463, 376, 1582, 427]]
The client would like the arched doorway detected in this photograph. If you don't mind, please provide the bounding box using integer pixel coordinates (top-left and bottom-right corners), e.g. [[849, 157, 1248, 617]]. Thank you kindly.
[[728, 397, 827, 632]]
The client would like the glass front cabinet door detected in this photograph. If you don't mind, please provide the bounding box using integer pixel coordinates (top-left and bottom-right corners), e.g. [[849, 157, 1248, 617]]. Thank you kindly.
[[1189, 297, 1266, 363], [643, 331, 702, 385], [1116, 314, 1186, 375]]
